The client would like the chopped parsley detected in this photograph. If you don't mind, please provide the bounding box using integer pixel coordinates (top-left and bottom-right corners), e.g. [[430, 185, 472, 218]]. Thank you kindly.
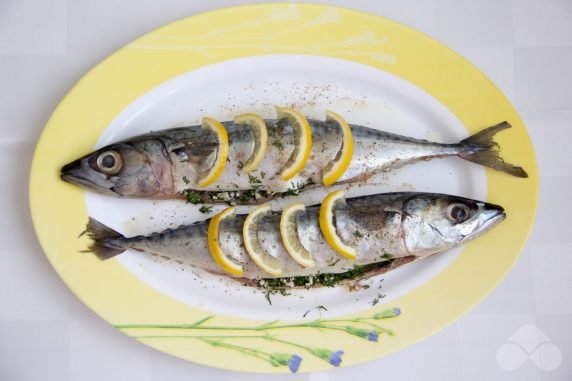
[[239, 189, 257, 203], [371, 293, 385, 306], [257, 261, 394, 290], [248, 174, 262, 185], [199, 205, 213, 214], [182, 176, 190, 185], [264, 288, 290, 305], [183, 190, 201, 204], [280, 179, 315, 198], [272, 140, 284, 151], [260, 171, 266, 179], [268, 123, 285, 136], [353, 230, 363, 238]]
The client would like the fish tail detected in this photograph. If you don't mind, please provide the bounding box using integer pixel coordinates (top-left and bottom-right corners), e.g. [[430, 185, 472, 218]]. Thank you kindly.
[[85, 218, 126, 260], [458, 121, 528, 178]]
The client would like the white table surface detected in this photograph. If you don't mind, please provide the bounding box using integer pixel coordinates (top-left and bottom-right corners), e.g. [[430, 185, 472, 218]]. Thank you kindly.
[[1, 1, 571, 380]]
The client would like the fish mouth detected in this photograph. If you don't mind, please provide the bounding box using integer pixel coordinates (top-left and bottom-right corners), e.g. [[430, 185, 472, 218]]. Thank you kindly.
[[60, 160, 118, 196], [462, 203, 506, 243]]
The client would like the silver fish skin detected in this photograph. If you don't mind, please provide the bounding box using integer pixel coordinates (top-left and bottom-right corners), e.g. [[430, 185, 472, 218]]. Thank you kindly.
[[86, 192, 505, 284], [61, 119, 527, 203]]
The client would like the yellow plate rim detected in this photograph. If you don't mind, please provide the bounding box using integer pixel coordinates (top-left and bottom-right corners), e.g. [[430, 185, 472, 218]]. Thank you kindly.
[[28, 3, 538, 373]]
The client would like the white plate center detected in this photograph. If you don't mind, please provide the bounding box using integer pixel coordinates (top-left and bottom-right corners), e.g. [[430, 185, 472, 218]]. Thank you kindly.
[[86, 55, 485, 321]]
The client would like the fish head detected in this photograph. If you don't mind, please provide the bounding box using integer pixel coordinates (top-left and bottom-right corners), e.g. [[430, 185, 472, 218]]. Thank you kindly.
[[402, 194, 505, 256], [60, 138, 174, 198]]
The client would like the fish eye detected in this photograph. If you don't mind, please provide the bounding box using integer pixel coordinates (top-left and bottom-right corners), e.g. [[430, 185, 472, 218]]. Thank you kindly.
[[447, 203, 470, 223], [96, 151, 123, 174]]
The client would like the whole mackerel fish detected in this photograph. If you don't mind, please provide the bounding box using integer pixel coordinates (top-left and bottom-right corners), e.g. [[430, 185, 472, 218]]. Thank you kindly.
[[86, 192, 505, 286], [61, 117, 527, 205]]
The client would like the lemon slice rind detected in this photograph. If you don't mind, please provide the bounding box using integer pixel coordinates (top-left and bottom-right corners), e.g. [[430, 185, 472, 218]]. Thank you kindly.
[[275, 106, 312, 181], [235, 113, 268, 174], [280, 202, 314, 268], [198, 117, 228, 188], [207, 207, 244, 275], [319, 190, 357, 260], [243, 204, 282, 275], [323, 110, 354, 186]]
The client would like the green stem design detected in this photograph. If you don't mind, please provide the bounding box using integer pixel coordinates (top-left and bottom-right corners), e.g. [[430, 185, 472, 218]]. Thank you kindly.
[[200, 338, 270, 362], [115, 307, 401, 371], [135, 333, 341, 365], [115, 309, 399, 336], [138, 333, 316, 353]]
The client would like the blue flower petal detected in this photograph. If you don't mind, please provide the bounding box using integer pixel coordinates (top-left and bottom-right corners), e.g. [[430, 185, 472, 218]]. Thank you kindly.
[[393, 307, 401, 316], [328, 350, 344, 367], [288, 354, 302, 373], [367, 332, 379, 342]]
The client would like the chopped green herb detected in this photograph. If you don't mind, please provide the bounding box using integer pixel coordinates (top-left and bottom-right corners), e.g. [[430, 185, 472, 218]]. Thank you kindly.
[[182, 176, 190, 185], [371, 293, 385, 306], [248, 174, 262, 185], [353, 230, 363, 238], [328, 258, 341, 267], [183, 190, 201, 204], [239, 189, 256, 203], [260, 171, 266, 179], [268, 123, 285, 136], [272, 140, 284, 151], [199, 205, 213, 214], [257, 261, 393, 290], [265, 291, 272, 305], [280, 178, 315, 198], [263, 288, 290, 305]]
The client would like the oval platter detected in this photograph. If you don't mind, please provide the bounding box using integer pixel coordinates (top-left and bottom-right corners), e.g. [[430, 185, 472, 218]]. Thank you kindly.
[[29, 4, 538, 373]]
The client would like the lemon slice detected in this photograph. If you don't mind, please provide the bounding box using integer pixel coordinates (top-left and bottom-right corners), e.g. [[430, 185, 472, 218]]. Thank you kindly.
[[207, 207, 243, 276], [275, 106, 312, 181], [198, 117, 228, 188], [243, 204, 282, 275], [280, 202, 314, 268], [323, 111, 354, 186], [319, 190, 356, 260], [234, 113, 268, 174]]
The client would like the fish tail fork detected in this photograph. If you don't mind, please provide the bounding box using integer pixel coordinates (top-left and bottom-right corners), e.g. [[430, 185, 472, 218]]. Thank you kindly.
[[85, 218, 126, 260], [458, 121, 528, 178]]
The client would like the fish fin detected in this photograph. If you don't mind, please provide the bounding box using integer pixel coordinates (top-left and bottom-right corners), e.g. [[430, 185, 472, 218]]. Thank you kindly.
[[85, 218, 126, 260], [459, 121, 528, 178]]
